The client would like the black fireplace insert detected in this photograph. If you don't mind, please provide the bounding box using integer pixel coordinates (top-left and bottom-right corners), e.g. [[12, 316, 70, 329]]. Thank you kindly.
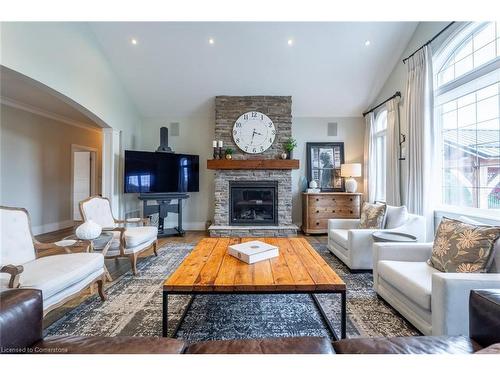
[[229, 181, 278, 226]]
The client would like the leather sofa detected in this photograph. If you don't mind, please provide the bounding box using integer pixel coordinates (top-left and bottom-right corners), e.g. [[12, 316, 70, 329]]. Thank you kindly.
[[1, 288, 498, 354], [0, 289, 333, 354]]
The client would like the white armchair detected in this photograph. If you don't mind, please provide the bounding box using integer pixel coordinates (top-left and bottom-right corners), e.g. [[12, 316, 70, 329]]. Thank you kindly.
[[373, 242, 500, 336], [79, 196, 158, 275], [0, 206, 106, 314], [327, 206, 426, 270]]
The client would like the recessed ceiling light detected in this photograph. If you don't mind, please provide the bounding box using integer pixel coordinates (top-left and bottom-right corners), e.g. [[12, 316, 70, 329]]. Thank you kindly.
[[287, 39, 293, 46], [131, 38, 138, 45], [208, 38, 215, 45], [364, 40, 371, 47]]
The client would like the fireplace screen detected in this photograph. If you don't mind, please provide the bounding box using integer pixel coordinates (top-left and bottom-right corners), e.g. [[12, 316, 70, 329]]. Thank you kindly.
[[229, 181, 278, 226]]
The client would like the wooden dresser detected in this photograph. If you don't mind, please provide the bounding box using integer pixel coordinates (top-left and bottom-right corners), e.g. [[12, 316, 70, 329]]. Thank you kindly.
[[302, 192, 363, 235]]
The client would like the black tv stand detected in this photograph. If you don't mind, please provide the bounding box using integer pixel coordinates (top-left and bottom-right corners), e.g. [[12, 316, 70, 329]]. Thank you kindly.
[[138, 193, 190, 237]]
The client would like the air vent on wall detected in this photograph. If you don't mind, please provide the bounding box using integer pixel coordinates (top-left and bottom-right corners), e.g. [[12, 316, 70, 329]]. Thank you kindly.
[[170, 122, 180, 136], [327, 122, 338, 136]]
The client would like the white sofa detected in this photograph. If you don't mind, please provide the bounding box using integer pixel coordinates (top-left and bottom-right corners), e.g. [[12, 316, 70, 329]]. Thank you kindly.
[[327, 206, 426, 270], [373, 241, 500, 336], [0, 206, 106, 314]]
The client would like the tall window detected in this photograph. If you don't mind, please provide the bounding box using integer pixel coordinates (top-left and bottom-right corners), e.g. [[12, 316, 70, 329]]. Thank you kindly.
[[374, 109, 387, 202], [435, 22, 500, 211]]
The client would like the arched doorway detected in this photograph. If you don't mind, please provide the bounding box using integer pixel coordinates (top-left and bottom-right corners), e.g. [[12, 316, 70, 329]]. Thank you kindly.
[[1, 66, 121, 232]]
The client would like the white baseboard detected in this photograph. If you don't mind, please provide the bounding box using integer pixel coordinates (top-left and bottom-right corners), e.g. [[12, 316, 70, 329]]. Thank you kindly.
[[159, 220, 207, 231], [32, 220, 74, 236], [181, 222, 207, 231]]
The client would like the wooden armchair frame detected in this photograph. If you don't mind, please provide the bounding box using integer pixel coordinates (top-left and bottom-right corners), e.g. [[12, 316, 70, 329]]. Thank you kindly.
[[79, 196, 158, 275], [0, 206, 106, 314]]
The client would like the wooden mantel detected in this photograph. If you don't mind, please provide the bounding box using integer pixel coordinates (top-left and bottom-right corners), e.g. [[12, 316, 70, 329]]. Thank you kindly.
[[207, 159, 300, 170]]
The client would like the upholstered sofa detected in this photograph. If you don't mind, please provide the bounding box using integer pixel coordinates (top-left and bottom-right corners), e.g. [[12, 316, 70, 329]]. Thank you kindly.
[[373, 239, 500, 336], [0, 206, 106, 314], [1, 288, 498, 354], [328, 205, 426, 270]]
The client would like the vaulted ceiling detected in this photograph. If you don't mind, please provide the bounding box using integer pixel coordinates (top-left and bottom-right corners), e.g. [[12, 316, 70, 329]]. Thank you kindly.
[[89, 22, 419, 118]]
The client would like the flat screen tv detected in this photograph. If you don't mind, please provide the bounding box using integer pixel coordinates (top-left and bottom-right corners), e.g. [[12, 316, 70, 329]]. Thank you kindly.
[[124, 150, 199, 194]]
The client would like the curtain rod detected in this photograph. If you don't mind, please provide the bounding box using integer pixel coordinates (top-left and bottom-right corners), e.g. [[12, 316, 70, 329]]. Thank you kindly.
[[362, 91, 401, 117], [402, 22, 456, 64]]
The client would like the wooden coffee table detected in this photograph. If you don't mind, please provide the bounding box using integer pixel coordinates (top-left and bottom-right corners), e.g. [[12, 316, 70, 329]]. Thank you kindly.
[[163, 237, 347, 340]]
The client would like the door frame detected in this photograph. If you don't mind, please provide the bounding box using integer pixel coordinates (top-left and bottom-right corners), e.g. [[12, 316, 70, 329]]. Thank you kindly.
[[71, 144, 98, 222]]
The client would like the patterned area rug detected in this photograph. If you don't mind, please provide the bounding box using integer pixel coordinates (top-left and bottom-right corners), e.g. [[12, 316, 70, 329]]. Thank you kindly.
[[45, 241, 419, 341]]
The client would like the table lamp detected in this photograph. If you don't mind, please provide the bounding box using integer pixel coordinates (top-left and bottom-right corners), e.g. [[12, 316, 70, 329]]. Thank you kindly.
[[340, 163, 362, 193]]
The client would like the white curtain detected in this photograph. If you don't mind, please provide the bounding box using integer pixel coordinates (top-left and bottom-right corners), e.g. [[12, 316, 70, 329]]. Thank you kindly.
[[363, 112, 376, 203], [385, 98, 401, 206], [405, 46, 435, 239]]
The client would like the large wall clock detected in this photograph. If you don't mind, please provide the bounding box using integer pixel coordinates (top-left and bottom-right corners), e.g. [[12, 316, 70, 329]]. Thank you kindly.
[[232, 111, 276, 154]]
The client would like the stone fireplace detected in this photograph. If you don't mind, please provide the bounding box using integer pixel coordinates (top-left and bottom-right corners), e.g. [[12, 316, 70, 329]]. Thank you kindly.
[[208, 95, 298, 237]]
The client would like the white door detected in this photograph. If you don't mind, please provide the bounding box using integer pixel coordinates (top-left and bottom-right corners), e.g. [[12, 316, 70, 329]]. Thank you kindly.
[[73, 151, 91, 221]]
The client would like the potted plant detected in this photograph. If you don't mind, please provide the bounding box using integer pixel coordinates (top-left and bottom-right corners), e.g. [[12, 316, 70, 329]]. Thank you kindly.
[[225, 147, 234, 160], [283, 138, 297, 160]]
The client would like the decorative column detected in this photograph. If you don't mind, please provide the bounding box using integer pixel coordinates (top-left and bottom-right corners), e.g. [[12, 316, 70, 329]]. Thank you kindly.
[[102, 127, 122, 218]]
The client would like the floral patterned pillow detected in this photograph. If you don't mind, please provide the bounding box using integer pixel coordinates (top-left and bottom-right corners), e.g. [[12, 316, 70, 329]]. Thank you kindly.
[[429, 217, 500, 273], [358, 202, 387, 229]]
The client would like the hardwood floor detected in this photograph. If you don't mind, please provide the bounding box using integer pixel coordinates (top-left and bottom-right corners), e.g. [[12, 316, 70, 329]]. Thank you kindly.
[[35, 228, 328, 328]]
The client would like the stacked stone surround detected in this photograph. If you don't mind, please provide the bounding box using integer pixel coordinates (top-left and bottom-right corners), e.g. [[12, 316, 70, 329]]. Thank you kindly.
[[215, 96, 291, 159], [209, 96, 297, 237]]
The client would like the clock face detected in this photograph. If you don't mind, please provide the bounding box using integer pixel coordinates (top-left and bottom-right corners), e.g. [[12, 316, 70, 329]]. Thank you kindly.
[[233, 111, 276, 154]]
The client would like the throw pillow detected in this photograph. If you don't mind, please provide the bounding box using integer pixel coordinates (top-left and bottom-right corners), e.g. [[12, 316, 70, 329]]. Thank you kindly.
[[384, 205, 409, 229], [428, 217, 500, 273], [458, 216, 500, 273], [359, 202, 387, 229]]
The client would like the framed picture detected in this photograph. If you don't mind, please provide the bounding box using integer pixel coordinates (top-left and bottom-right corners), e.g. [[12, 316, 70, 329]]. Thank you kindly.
[[306, 142, 345, 192]]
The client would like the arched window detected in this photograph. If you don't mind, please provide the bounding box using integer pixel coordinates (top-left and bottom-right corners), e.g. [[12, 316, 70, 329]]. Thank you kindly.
[[374, 109, 387, 202], [434, 22, 500, 211]]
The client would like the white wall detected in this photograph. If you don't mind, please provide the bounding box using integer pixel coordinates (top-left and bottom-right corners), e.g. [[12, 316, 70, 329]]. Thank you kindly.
[[291, 117, 365, 223], [1, 104, 102, 234], [139, 113, 365, 228], [369, 22, 458, 204], [0, 22, 143, 217]]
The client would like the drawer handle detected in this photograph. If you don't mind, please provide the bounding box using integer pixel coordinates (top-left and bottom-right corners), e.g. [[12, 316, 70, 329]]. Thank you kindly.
[[316, 210, 319, 213], [316, 222, 320, 226], [332, 210, 336, 213], [350, 210, 353, 214], [332, 198, 336, 201], [350, 198, 353, 201], [316, 198, 319, 202]]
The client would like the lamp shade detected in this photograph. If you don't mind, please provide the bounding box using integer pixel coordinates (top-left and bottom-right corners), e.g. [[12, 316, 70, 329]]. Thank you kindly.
[[340, 163, 361, 178]]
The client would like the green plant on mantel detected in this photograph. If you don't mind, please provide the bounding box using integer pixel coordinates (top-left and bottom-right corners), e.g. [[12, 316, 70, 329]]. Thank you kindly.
[[284, 138, 298, 152], [225, 147, 234, 155]]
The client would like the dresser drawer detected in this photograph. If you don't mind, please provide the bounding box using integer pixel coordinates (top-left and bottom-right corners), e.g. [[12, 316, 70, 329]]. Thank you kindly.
[[308, 218, 329, 230], [308, 195, 358, 205], [335, 208, 360, 218], [308, 206, 342, 217]]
